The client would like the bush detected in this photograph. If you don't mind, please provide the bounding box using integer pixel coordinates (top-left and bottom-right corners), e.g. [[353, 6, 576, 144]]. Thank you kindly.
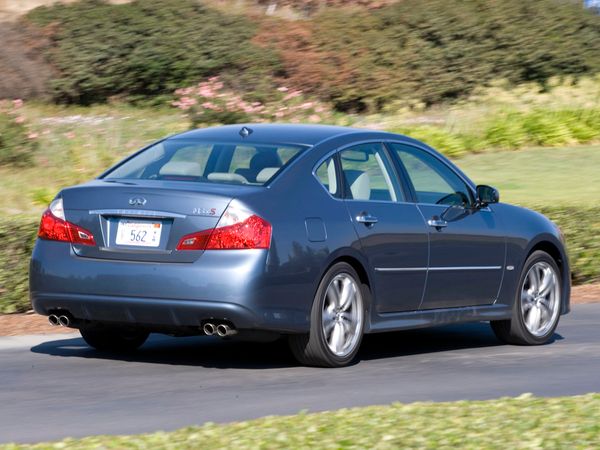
[[173, 77, 335, 126], [391, 108, 600, 156], [0, 100, 39, 167], [0, 218, 38, 314], [1, 207, 598, 314], [260, 0, 600, 111], [26, 0, 279, 104]]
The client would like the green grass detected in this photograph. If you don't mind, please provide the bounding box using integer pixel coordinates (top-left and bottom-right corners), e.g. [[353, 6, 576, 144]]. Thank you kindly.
[[454, 145, 600, 207], [3, 394, 599, 449]]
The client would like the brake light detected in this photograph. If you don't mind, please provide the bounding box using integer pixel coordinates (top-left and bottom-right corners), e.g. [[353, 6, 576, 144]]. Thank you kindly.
[[38, 199, 96, 246], [177, 206, 271, 251]]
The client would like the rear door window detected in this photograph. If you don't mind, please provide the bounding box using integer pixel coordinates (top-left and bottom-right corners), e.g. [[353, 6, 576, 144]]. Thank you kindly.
[[339, 143, 403, 202]]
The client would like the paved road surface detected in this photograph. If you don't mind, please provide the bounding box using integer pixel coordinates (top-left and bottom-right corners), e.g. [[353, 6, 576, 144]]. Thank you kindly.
[[1, 304, 599, 444]]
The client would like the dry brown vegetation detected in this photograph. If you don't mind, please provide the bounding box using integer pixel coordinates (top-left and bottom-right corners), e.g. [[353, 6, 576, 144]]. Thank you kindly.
[[0, 21, 53, 100]]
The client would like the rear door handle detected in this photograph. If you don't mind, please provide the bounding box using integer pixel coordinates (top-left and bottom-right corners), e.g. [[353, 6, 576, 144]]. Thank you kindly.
[[356, 213, 378, 226], [427, 218, 448, 228]]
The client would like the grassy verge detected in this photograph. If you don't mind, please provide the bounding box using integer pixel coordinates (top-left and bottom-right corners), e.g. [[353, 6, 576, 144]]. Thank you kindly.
[[2, 394, 599, 449], [455, 145, 600, 207]]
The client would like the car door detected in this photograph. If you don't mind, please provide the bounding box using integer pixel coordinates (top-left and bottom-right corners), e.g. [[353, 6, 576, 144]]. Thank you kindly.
[[388, 142, 506, 310], [337, 142, 429, 313]]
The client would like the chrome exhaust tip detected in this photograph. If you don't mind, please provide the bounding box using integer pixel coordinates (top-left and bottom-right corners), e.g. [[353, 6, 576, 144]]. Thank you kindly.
[[58, 315, 71, 327], [216, 324, 237, 337], [48, 315, 59, 326], [203, 323, 216, 336]]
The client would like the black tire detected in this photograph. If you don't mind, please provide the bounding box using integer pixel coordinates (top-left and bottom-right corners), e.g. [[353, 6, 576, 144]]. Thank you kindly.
[[491, 250, 562, 345], [80, 326, 149, 352], [289, 262, 367, 367]]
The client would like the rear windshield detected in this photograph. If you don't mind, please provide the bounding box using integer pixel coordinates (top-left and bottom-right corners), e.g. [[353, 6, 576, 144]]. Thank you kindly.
[[103, 139, 307, 186]]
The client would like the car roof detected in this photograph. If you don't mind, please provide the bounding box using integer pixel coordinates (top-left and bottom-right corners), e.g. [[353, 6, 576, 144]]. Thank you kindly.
[[170, 123, 373, 147]]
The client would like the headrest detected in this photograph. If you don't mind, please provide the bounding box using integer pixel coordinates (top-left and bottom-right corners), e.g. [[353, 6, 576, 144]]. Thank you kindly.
[[207, 172, 248, 184], [344, 170, 370, 200], [159, 161, 203, 177], [256, 167, 279, 183]]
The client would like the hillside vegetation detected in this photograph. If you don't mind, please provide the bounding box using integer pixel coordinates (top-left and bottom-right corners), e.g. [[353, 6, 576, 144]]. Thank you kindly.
[[19, 0, 600, 110]]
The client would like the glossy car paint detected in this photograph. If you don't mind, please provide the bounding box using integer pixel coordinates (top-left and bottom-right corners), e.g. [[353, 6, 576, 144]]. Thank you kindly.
[[30, 124, 570, 335]]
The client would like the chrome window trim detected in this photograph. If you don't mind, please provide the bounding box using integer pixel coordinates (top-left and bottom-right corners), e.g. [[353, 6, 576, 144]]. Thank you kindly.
[[375, 266, 502, 272]]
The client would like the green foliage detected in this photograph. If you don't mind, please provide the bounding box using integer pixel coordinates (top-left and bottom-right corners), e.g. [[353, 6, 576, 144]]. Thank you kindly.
[[0, 219, 38, 314], [539, 207, 600, 285], [392, 108, 600, 156], [291, 0, 600, 110], [0, 103, 38, 167], [23, 0, 600, 110], [3, 394, 600, 449], [26, 0, 279, 104]]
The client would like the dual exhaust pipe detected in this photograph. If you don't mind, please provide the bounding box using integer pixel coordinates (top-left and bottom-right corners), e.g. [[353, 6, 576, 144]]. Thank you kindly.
[[48, 314, 71, 327], [203, 322, 237, 337]]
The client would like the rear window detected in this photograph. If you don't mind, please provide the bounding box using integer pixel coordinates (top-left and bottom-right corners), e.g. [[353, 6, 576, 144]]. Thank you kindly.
[[103, 140, 307, 186]]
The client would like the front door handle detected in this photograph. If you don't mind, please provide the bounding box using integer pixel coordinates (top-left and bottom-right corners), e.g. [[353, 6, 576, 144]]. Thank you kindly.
[[356, 213, 378, 226], [427, 218, 448, 228]]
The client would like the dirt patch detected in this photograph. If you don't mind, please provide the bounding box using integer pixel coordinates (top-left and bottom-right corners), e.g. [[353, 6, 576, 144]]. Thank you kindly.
[[1, 284, 598, 336], [0, 312, 75, 336]]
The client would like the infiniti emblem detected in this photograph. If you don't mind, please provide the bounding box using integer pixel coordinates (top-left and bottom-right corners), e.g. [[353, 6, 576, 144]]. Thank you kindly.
[[129, 197, 147, 206]]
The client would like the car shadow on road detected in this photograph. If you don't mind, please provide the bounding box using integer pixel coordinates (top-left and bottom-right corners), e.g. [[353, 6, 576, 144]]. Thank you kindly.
[[30, 322, 564, 370]]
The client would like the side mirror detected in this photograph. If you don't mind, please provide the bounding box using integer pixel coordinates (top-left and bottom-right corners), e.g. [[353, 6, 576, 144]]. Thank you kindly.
[[476, 185, 499, 207]]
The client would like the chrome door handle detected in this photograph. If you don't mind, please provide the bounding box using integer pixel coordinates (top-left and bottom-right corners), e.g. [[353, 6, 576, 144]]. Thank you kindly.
[[427, 218, 448, 228], [356, 214, 378, 225]]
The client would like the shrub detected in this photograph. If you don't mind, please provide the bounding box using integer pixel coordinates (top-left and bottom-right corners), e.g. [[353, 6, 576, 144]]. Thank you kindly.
[[173, 78, 336, 126], [0, 100, 39, 167], [260, 0, 600, 111], [26, 0, 279, 104], [0, 218, 38, 314]]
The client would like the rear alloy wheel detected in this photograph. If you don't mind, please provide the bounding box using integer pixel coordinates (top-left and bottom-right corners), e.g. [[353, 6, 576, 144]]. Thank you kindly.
[[491, 250, 562, 345], [80, 326, 149, 352], [289, 262, 366, 367]]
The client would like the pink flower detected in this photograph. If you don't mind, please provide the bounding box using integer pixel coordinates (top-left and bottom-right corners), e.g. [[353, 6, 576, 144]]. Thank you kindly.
[[202, 102, 218, 110], [277, 86, 289, 92], [308, 114, 321, 123], [12, 99, 23, 109], [300, 102, 314, 110], [27, 132, 39, 139], [283, 90, 302, 101], [14, 116, 25, 124]]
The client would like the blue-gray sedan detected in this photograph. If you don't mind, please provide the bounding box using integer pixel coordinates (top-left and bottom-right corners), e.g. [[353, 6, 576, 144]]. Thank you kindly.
[[30, 124, 570, 367]]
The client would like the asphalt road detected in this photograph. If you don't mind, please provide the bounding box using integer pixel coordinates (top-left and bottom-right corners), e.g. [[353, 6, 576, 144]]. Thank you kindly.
[[1, 304, 599, 444]]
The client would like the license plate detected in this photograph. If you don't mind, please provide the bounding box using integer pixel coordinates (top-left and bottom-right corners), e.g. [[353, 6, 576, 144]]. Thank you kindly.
[[116, 220, 162, 247]]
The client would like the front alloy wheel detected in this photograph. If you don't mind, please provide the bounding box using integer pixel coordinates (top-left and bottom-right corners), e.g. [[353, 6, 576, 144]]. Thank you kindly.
[[491, 250, 562, 345], [289, 262, 366, 367]]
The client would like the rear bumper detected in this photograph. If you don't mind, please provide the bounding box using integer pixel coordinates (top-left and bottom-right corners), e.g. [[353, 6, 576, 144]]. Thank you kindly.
[[31, 292, 259, 330], [29, 240, 312, 333]]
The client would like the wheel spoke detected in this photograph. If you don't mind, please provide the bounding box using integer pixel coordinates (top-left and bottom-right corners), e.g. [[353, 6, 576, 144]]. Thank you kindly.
[[529, 268, 541, 293], [330, 322, 345, 353], [526, 306, 541, 332], [326, 283, 340, 309], [538, 269, 554, 297], [338, 278, 354, 311]]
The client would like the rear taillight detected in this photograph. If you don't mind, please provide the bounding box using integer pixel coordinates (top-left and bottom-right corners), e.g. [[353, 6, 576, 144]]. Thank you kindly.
[[38, 198, 96, 246], [177, 205, 271, 251]]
